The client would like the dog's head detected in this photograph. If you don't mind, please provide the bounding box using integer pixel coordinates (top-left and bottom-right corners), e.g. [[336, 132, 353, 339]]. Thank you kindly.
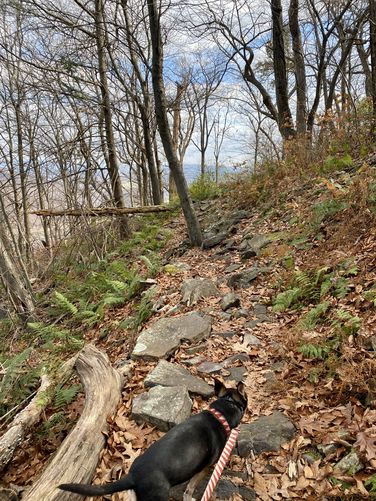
[[213, 379, 248, 414]]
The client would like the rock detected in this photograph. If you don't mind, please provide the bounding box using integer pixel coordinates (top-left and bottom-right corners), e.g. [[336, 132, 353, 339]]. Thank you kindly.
[[243, 333, 262, 346], [317, 443, 338, 456], [131, 386, 192, 432], [244, 234, 272, 254], [202, 232, 228, 249], [164, 263, 190, 275], [197, 360, 224, 374], [231, 308, 249, 319], [226, 366, 247, 382], [132, 313, 211, 360], [0, 488, 18, 501], [170, 476, 255, 500], [245, 319, 263, 329], [227, 267, 260, 289], [365, 334, 376, 352], [220, 293, 241, 311], [219, 312, 231, 321], [334, 451, 364, 474], [114, 359, 133, 382], [181, 355, 204, 366], [237, 411, 296, 457], [181, 278, 219, 306], [214, 331, 238, 339], [224, 353, 250, 365], [253, 304, 268, 316], [241, 249, 257, 260], [224, 263, 242, 273], [185, 343, 207, 355], [144, 360, 213, 397]]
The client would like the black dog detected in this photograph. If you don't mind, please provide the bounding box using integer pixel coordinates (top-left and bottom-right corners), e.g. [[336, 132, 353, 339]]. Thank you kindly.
[[59, 379, 247, 501]]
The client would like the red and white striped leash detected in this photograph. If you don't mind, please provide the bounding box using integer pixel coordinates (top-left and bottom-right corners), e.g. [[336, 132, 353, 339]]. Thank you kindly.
[[200, 409, 240, 501]]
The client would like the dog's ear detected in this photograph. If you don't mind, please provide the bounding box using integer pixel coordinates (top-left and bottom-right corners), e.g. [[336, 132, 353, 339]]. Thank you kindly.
[[214, 378, 227, 397], [236, 382, 248, 402]]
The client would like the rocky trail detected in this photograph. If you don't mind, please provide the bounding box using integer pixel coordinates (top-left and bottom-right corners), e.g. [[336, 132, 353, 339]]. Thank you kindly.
[[4, 190, 376, 500]]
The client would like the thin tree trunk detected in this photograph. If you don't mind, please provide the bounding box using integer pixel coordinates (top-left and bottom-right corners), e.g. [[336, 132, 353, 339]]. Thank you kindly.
[[370, 0, 376, 129], [147, 0, 202, 246], [271, 0, 296, 140], [289, 0, 307, 134], [95, 0, 130, 238], [0, 223, 35, 319]]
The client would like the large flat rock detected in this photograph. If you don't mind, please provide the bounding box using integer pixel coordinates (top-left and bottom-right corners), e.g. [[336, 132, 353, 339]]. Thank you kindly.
[[144, 360, 213, 397], [237, 411, 296, 457], [132, 313, 212, 360], [131, 386, 192, 432]]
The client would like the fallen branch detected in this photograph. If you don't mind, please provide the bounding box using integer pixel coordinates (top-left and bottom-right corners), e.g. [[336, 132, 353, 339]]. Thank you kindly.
[[23, 344, 123, 501], [30, 205, 172, 217], [0, 356, 77, 472]]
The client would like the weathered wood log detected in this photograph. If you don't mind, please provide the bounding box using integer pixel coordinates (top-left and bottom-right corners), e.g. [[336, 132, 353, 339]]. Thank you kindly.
[[30, 205, 172, 217], [23, 344, 122, 501], [0, 356, 77, 472]]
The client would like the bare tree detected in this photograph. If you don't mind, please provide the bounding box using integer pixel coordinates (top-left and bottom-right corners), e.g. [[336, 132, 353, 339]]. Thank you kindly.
[[146, 0, 202, 246]]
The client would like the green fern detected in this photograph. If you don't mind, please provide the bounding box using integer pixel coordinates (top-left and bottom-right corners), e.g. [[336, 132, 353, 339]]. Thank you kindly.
[[365, 473, 376, 493], [53, 384, 81, 410], [332, 309, 361, 336], [0, 349, 40, 416], [106, 279, 128, 293], [299, 301, 331, 330], [140, 255, 160, 276], [53, 291, 78, 316], [273, 288, 301, 312], [299, 343, 328, 359]]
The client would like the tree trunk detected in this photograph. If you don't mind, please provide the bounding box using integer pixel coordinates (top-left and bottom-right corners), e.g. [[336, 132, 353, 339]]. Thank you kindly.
[[289, 0, 307, 134], [147, 0, 202, 246], [0, 222, 35, 318], [95, 0, 130, 238], [370, 0, 376, 129], [271, 0, 296, 140]]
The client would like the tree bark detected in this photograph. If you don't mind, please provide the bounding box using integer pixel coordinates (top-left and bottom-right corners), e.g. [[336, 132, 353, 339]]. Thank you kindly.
[[271, 0, 296, 140], [23, 345, 123, 501], [289, 0, 307, 134], [146, 0, 202, 246], [0, 222, 35, 318], [95, 0, 130, 238], [31, 205, 171, 217], [370, 0, 376, 128]]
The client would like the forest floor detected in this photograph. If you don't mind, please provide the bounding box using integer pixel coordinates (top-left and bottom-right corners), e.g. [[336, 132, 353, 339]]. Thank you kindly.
[[3, 157, 376, 500]]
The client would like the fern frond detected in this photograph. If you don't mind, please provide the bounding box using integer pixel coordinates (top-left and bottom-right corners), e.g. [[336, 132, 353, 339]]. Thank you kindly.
[[53, 292, 78, 315], [54, 384, 81, 410], [299, 301, 331, 330], [273, 288, 301, 312], [299, 343, 328, 359]]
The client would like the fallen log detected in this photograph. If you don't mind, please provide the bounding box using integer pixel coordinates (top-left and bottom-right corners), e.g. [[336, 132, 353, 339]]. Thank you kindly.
[[23, 344, 122, 501], [0, 356, 77, 472], [30, 205, 172, 217]]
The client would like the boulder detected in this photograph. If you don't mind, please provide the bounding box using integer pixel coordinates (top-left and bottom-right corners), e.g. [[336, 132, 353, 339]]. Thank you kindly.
[[181, 278, 219, 306], [244, 234, 271, 255], [237, 411, 296, 457], [144, 360, 213, 397], [132, 313, 211, 360], [220, 293, 241, 311], [131, 386, 192, 432], [202, 232, 228, 249], [227, 267, 260, 289]]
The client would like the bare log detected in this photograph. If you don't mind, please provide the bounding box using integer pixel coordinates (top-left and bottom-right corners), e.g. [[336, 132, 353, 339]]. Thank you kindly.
[[23, 344, 122, 501], [30, 205, 172, 217], [0, 356, 77, 472]]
